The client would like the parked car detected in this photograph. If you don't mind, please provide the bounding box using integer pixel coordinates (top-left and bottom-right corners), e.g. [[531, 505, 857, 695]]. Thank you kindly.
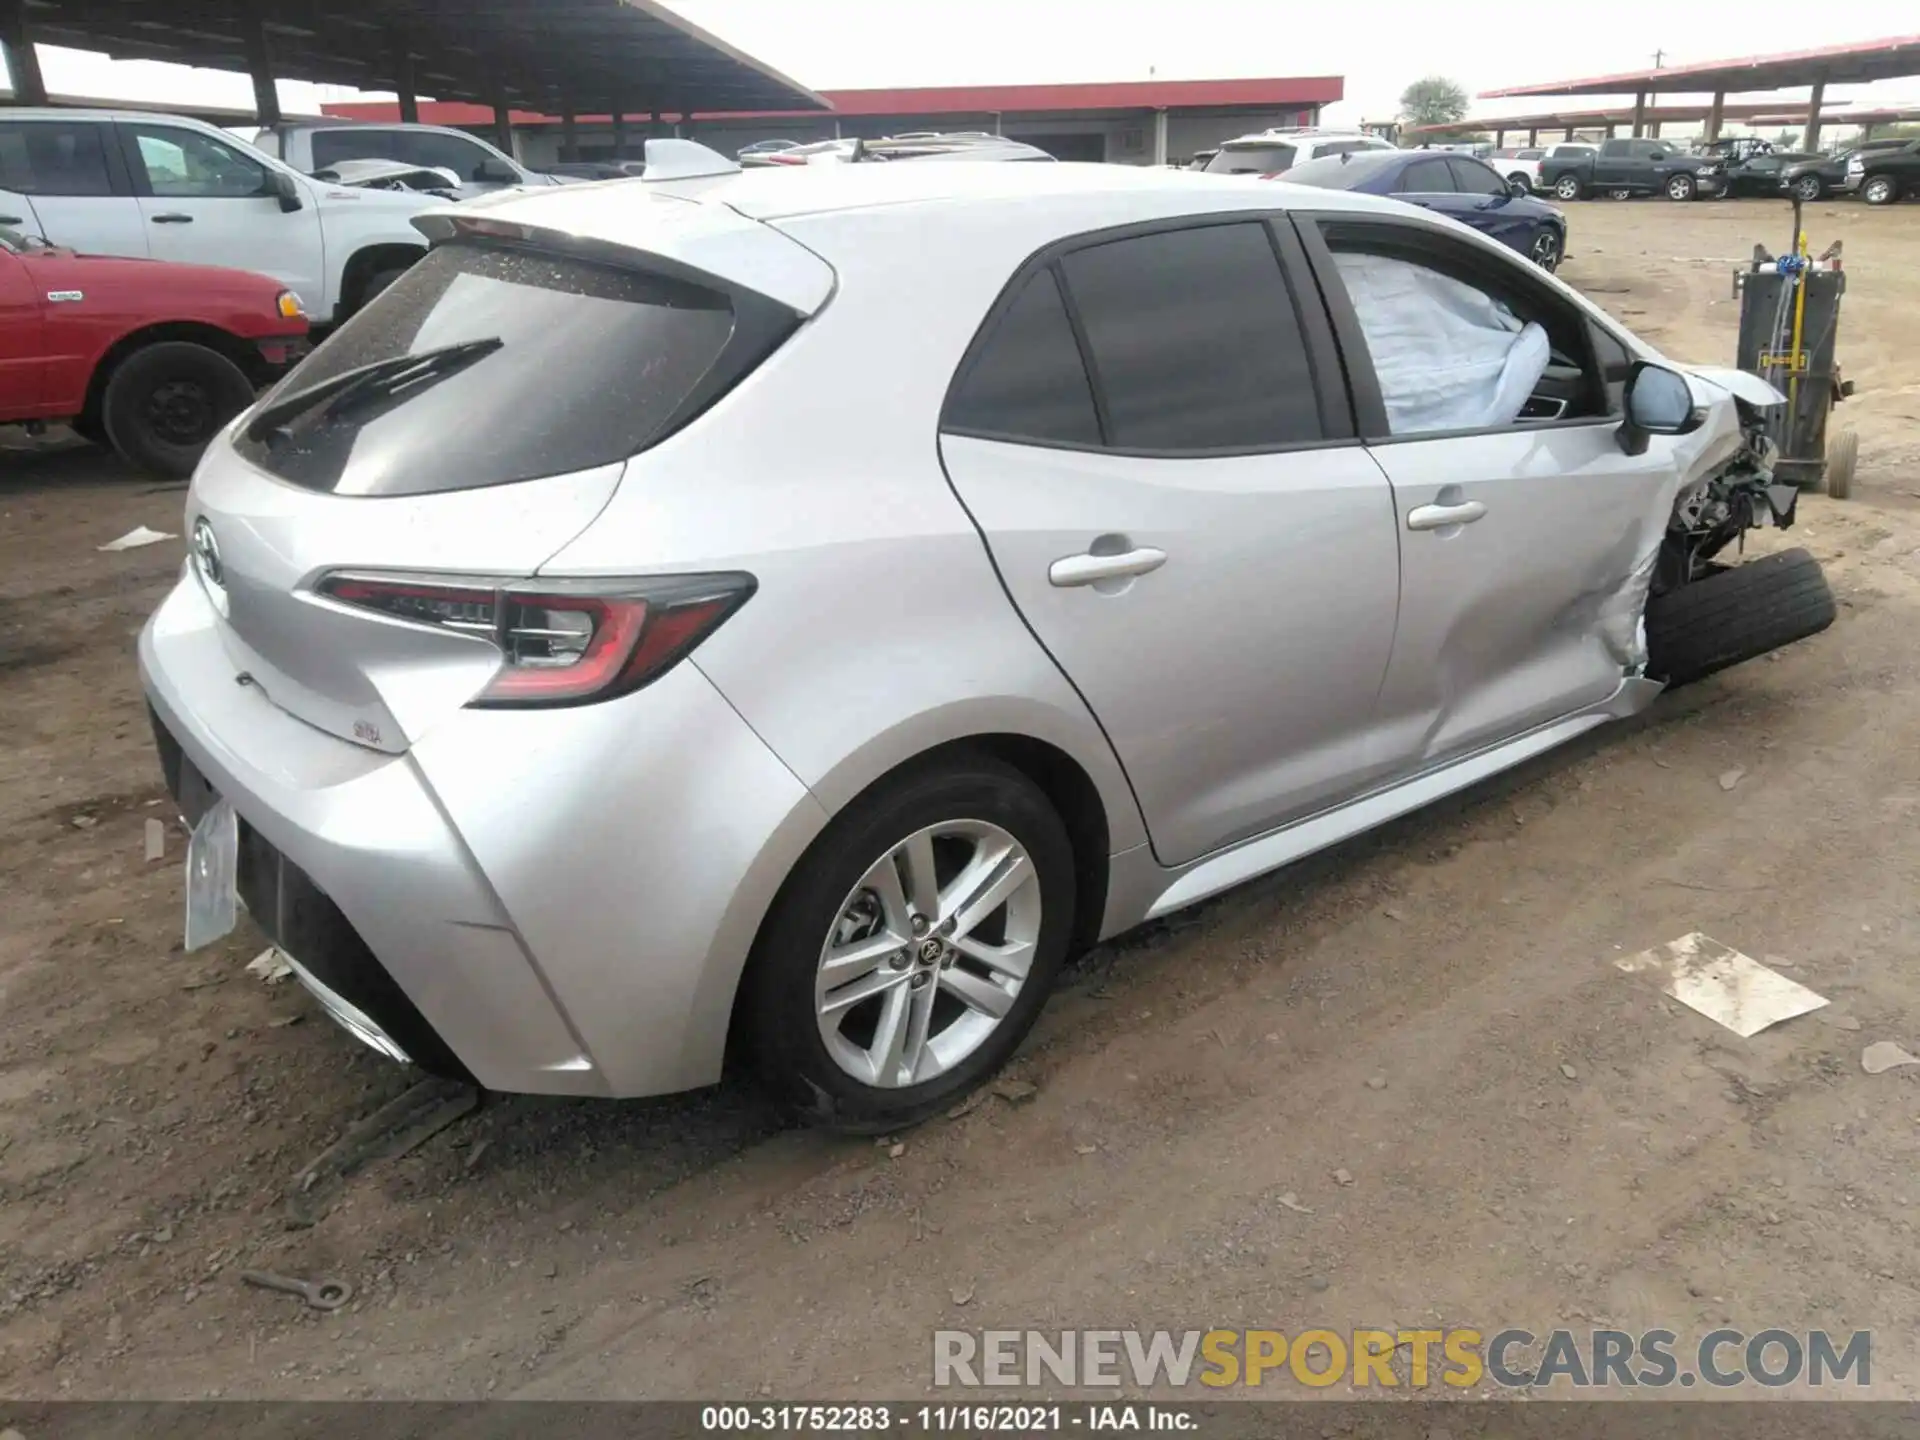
[[1542, 137, 1727, 201], [1203, 128, 1396, 176], [753, 135, 1056, 166], [1280, 149, 1568, 270], [1491, 144, 1595, 194], [1845, 136, 1920, 204], [1696, 137, 1818, 197], [142, 147, 1831, 1130], [0, 110, 437, 325], [0, 223, 307, 474], [737, 139, 802, 158], [1778, 139, 1909, 201], [254, 120, 566, 199], [541, 160, 648, 181]]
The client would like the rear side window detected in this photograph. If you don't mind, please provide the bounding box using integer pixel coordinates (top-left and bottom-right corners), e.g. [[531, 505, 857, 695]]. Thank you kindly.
[[1398, 158, 1455, 193], [0, 121, 114, 196], [945, 268, 1100, 446], [1059, 222, 1322, 451], [1206, 144, 1296, 174], [233, 243, 753, 496]]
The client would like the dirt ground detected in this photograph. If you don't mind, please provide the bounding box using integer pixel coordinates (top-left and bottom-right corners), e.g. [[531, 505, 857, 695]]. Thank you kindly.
[[5, 198, 1920, 1403]]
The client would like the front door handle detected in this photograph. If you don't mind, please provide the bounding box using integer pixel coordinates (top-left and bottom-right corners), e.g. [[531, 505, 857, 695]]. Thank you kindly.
[[1407, 500, 1488, 531], [1049, 547, 1168, 588], [151, 213, 195, 224], [0, 214, 21, 225]]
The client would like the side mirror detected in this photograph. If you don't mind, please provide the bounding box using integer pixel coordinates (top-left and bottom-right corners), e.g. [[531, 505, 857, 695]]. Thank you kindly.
[[1508, 177, 1530, 197], [1648, 150, 1667, 162], [269, 169, 304, 213], [1619, 361, 1700, 455], [477, 157, 519, 184]]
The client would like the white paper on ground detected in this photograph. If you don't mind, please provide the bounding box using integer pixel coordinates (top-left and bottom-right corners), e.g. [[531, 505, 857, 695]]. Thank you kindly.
[[1615, 932, 1828, 1038], [97, 525, 176, 552]]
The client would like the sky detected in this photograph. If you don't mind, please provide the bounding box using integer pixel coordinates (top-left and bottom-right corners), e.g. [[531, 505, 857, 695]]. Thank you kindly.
[[5, 0, 1918, 130]]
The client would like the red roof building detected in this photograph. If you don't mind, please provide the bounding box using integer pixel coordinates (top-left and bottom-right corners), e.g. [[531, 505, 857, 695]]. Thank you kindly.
[[322, 75, 1345, 167]]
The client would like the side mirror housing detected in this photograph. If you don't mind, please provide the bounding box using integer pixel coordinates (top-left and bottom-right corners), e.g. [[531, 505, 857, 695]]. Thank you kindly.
[[269, 169, 304, 213], [1619, 360, 1701, 455], [1508, 177, 1529, 197], [477, 157, 520, 184]]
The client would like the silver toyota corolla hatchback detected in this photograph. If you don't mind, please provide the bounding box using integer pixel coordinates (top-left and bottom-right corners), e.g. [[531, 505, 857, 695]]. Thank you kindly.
[[142, 146, 1829, 1129]]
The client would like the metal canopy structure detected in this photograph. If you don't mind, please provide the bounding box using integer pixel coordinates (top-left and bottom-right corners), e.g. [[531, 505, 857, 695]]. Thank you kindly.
[[1407, 101, 1854, 145], [0, 0, 824, 131], [1479, 34, 1920, 148]]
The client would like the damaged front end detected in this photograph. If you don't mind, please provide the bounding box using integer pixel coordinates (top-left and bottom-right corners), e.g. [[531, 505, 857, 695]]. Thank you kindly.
[[1653, 393, 1804, 599]]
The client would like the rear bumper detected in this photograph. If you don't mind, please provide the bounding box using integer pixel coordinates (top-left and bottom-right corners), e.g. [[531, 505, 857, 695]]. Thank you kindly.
[[139, 570, 829, 1097]]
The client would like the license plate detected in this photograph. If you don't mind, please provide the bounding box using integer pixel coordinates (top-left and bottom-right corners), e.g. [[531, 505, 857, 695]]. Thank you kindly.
[[184, 796, 239, 951]]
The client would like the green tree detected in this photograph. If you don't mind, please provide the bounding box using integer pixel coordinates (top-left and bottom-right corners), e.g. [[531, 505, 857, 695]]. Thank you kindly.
[[1399, 76, 1470, 129]]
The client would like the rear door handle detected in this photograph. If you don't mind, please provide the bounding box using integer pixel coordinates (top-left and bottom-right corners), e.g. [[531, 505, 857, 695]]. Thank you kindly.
[[1049, 547, 1168, 587], [151, 213, 194, 224], [1407, 501, 1488, 531]]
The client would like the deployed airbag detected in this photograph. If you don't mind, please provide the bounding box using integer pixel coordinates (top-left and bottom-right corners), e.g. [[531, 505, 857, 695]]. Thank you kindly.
[[1333, 251, 1550, 434]]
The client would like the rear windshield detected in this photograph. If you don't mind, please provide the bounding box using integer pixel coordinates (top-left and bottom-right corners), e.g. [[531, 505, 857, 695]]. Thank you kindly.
[[1206, 143, 1297, 174], [233, 242, 737, 496]]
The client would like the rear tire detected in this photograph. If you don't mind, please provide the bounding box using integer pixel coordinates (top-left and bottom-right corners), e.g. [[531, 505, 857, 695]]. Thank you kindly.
[[744, 754, 1076, 1132], [100, 342, 255, 478], [1553, 174, 1583, 202], [1824, 427, 1859, 500], [1644, 548, 1836, 688]]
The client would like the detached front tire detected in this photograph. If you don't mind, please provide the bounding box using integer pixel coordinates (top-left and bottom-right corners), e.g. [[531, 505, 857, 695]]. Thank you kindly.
[[1644, 548, 1836, 688], [744, 755, 1076, 1133], [100, 341, 255, 478]]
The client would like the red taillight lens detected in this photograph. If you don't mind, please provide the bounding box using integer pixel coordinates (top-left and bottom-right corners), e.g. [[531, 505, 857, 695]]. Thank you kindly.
[[315, 571, 755, 708]]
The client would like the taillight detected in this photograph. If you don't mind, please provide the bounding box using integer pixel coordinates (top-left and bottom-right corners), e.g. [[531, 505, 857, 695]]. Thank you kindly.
[[315, 571, 755, 708]]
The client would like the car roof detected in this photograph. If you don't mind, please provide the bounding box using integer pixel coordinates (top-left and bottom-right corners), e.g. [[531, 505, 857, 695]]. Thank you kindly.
[[462, 160, 1407, 230], [0, 107, 222, 125]]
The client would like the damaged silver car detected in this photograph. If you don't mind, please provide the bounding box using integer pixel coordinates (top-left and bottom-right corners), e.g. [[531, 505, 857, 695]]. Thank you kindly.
[[141, 156, 1833, 1131]]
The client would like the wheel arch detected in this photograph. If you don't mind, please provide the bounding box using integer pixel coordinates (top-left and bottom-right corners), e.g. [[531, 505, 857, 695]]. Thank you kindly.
[[338, 242, 426, 318], [80, 321, 261, 431], [716, 726, 1125, 1077]]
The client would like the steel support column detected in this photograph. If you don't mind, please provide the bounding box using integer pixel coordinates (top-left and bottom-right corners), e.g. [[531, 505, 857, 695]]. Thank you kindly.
[[242, 8, 281, 127], [0, 1, 47, 106], [1804, 80, 1826, 151]]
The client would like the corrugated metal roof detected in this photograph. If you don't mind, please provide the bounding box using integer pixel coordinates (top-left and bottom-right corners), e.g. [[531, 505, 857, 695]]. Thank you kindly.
[[1482, 35, 1920, 98], [7, 0, 825, 115]]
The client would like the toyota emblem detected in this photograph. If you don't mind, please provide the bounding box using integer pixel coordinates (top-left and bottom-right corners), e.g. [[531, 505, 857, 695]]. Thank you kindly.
[[191, 517, 223, 590]]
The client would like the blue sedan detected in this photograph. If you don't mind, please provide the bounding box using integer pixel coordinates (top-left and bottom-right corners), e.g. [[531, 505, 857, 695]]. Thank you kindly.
[[1276, 149, 1568, 272]]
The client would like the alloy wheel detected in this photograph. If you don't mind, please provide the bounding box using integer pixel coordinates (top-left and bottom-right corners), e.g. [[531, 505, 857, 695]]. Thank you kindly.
[[1531, 230, 1562, 271], [815, 819, 1041, 1089], [1793, 176, 1822, 201]]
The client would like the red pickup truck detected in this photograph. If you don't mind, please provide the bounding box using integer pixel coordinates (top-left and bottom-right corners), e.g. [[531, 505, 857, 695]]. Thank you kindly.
[[0, 224, 310, 476]]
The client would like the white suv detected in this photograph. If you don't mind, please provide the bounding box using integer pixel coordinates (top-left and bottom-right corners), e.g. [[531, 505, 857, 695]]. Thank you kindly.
[[1203, 129, 1395, 176], [0, 110, 439, 324]]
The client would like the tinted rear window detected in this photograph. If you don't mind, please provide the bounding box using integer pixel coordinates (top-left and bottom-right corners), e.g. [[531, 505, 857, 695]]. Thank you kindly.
[[945, 268, 1100, 446], [1059, 222, 1322, 451], [233, 243, 738, 496], [1206, 143, 1297, 174]]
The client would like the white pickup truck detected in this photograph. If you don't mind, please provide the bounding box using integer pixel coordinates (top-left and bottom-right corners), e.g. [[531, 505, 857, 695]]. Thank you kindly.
[[1491, 142, 1596, 194], [0, 109, 438, 325]]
